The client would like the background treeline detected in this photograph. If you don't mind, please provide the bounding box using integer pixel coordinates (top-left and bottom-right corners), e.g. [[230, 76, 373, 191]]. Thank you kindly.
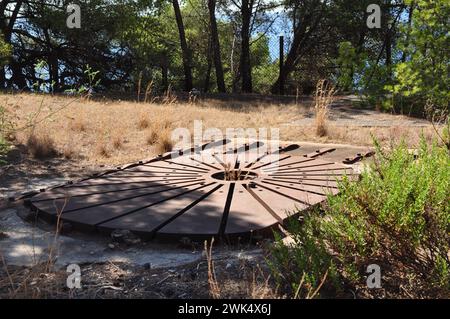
[[0, 0, 448, 113]]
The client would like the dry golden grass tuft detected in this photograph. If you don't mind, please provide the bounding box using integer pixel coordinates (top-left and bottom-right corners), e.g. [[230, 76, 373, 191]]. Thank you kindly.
[[144, 118, 174, 150], [112, 132, 124, 150], [95, 134, 110, 158], [96, 143, 110, 158], [314, 79, 336, 137], [162, 85, 178, 105], [146, 129, 159, 145], [26, 130, 58, 159], [137, 113, 150, 130], [154, 128, 174, 154]]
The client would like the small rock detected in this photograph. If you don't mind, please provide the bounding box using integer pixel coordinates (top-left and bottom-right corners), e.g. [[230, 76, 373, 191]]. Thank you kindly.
[[111, 229, 141, 245], [108, 243, 115, 249], [0, 232, 9, 239], [111, 229, 129, 242], [89, 251, 95, 255], [124, 237, 141, 245], [225, 263, 233, 270]]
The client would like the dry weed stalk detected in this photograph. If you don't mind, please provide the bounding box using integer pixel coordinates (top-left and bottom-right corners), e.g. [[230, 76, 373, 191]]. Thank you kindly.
[[137, 72, 143, 103], [162, 85, 177, 105], [223, 162, 240, 181], [292, 270, 328, 299], [424, 99, 449, 151], [144, 80, 154, 103], [205, 238, 221, 299], [314, 79, 336, 137], [248, 265, 274, 299], [222, 162, 253, 181]]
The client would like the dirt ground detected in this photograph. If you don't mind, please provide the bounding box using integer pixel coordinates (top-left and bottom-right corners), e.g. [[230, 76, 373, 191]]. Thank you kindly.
[[0, 244, 276, 299], [1, 236, 434, 299]]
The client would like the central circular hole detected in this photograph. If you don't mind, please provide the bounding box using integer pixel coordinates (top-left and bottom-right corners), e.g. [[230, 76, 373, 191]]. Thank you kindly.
[[211, 170, 258, 181]]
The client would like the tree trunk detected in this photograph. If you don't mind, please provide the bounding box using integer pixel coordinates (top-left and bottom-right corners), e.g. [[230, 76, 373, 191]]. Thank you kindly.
[[270, 25, 308, 94], [10, 61, 27, 90], [270, 4, 323, 94], [240, 0, 252, 93], [43, 27, 59, 92], [1, 0, 23, 89], [172, 0, 193, 92], [207, 0, 226, 93], [49, 51, 59, 92], [204, 37, 212, 92]]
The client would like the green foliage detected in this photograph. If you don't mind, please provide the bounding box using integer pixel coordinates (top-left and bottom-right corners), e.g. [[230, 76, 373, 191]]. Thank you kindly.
[[65, 65, 101, 97], [336, 41, 363, 92], [267, 214, 340, 298], [251, 35, 277, 94], [0, 35, 11, 67], [392, 0, 450, 110], [268, 139, 450, 297]]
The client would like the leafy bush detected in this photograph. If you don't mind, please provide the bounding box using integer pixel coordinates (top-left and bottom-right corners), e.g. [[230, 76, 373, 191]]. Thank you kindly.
[[0, 35, 11, 67], [268, 138, 450, 298], [267, 215, 340, 298]]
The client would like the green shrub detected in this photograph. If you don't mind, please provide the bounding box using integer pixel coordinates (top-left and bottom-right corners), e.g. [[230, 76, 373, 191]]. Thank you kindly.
[[268, 138, 450, 298], [267, 214, 340, 298]]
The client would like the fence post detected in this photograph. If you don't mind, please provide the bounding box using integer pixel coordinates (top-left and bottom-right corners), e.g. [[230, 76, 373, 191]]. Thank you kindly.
[[279, 35, 285, 95]]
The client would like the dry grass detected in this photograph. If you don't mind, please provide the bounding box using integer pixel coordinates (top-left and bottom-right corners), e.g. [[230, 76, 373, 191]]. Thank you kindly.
[[154, 128, 174, 154], [62, 143, 76, 159], [137, 113, 150, 130], [314, 79, 336, 137], [144, 80, 154, 103], [26, 130, 58, 159], [70, 116, 86, 132], [162, 85, 178, 105], [111, 132, 124, 150], [146, 129, 159, 145], [1, 92, 439, 167], [203, 239, 279, 299], [95, 142, 110, 158]]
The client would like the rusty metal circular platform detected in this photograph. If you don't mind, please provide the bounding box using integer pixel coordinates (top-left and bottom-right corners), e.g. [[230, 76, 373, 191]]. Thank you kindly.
[[25, 140, 356, 240]]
